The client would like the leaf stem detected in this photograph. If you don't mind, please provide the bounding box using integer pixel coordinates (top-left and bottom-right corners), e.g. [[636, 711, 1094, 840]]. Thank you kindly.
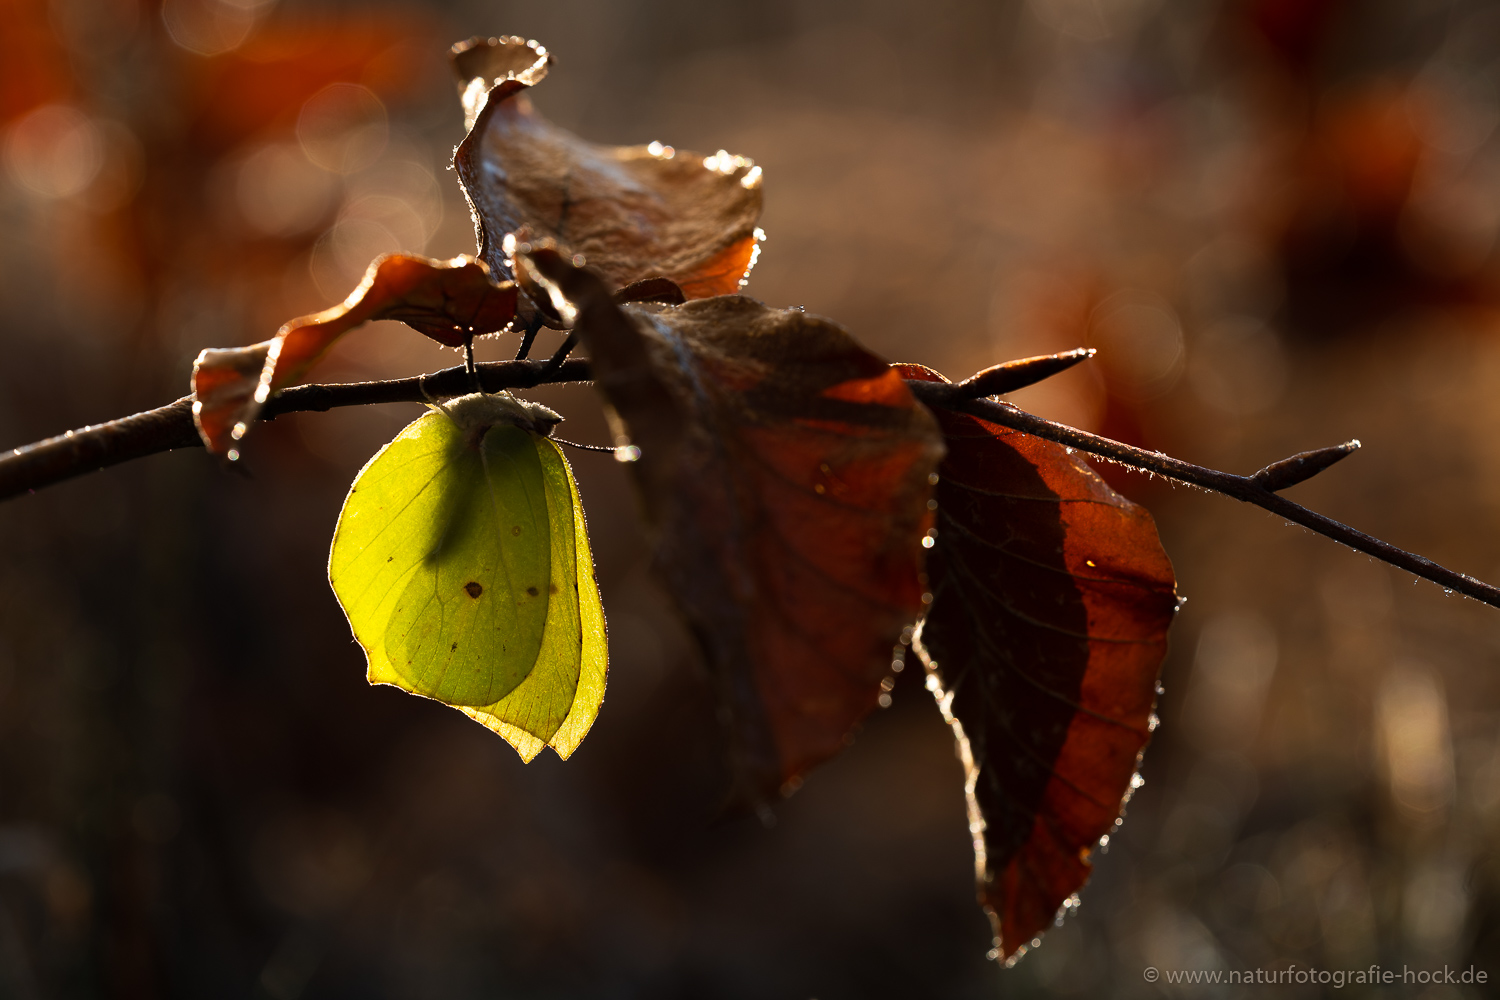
[[538, 332, 578, 379], [513, 313, 544, 361], [463, 337, 480, 392]]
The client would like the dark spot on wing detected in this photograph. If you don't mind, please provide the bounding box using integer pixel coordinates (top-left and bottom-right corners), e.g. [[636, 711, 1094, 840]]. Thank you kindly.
[[464, 581, 483, 598], [527, 586, 539, 597], [512, 526, 522, 536]]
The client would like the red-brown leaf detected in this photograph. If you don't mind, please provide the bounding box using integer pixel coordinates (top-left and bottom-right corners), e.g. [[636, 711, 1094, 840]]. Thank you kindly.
[[191, 253, 515, 456], [528, 250, 942, 803], [453, 37, 763, 304], [896, 365, 1178, 964]]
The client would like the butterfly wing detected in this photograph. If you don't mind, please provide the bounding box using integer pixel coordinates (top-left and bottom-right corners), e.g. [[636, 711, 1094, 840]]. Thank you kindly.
[[463, 435, 609, 759], [330, 413, 551, 708]]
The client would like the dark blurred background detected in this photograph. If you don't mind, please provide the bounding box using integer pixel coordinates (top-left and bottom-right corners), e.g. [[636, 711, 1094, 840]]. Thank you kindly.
[[5, 0, 1500, 996]]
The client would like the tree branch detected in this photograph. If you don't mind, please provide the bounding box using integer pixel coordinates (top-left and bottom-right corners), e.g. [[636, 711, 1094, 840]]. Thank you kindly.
[[0, 358, 591, 501], [4, 359, 1497, 612], [904, 380, 1500, 610]]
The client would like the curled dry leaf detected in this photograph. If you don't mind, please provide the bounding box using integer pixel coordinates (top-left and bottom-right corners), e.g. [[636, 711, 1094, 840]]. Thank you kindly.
[[527, 249, 943, 803], [192, 253, 516, 457], [897, 365, 1177, 965], [452, 36, 764, 306]]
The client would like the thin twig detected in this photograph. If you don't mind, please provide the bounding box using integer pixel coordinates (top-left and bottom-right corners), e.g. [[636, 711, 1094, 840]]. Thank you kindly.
[[538, 332, 578, 378], [4, 363, 1498, 612], [0, 358, 591, 501], [513, 313, 544, 361], [905, 380, 1500, 610]]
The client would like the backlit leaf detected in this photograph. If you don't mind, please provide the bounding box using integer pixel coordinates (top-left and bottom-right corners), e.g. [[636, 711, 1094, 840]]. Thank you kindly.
[[452, 36, 764, 304], [192, 253, 516, 457], [524, 250, 942, 803], [328, 392, 606, 759], [898, 365, 1178, 965]]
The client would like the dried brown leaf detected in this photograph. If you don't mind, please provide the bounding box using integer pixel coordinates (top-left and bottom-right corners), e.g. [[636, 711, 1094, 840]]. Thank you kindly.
[[526, 249, 942, 803], [192, 253, 515, 457], [452, 37, 763, 308], [899, 365, 1178, 964]]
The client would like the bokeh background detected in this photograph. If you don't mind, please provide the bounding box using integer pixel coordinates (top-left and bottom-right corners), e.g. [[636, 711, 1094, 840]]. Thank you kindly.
[[5, 0, 1500, 996]]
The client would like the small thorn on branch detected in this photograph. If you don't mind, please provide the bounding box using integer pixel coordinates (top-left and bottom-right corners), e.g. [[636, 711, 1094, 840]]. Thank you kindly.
[[1252, 440, 1361, 492], [956, 349, 1095, 398]]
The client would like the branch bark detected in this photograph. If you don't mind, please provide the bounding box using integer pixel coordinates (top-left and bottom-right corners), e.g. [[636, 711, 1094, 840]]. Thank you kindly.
[[3, 360, 1496, 611], [0, 358, 591, 501], [904, 381, 1500, 609]]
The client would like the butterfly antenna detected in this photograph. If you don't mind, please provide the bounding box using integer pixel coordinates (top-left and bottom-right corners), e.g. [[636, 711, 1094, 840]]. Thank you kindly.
[[552, 438, 615, 453]]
